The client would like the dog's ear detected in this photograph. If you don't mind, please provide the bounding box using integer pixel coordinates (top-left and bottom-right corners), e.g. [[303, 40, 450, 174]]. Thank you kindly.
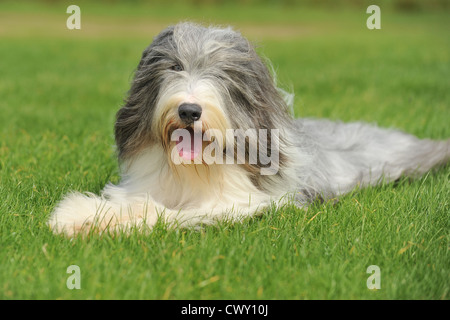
[[138, 26, 175, 69], [115, 26, 178, 160], [115, 105, 138, 160], [151, 25, 175, 47]]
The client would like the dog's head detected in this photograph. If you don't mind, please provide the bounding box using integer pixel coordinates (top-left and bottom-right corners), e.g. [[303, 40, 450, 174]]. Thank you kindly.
[[115, 22, 292, 176]]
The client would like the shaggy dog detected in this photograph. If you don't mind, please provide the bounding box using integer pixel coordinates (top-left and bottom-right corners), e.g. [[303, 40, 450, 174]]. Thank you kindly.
[[48, 22, 449, 235]]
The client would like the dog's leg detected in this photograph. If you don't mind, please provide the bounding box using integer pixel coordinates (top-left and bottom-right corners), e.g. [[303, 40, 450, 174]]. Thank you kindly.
[[48, 192, 105, 236], [300, 119, 450, 197], [48, 192, 159, 236], [48, 191, 274, 235]]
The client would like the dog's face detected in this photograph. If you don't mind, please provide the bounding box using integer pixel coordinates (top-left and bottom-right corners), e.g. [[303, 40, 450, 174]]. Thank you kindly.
[[115, 23, 290, 175]]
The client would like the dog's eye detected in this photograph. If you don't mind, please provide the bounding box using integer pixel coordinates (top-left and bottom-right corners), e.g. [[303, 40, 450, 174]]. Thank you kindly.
[[171, 64, 183, 72]]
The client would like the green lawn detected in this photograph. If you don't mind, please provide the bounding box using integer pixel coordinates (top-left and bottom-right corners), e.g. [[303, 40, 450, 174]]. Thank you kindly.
[[0, 1, 449, 300]]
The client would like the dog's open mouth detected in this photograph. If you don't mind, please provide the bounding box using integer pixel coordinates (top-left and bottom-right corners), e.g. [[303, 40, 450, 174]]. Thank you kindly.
[[175, 126, 203, 161]]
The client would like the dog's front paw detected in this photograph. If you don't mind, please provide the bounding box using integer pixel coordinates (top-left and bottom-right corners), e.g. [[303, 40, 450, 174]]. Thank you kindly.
[[48, 192, 161, 236], [48, 192, 104, 236]]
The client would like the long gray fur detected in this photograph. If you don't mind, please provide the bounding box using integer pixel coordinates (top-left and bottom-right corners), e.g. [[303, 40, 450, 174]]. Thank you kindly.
[[116, 22, 449, 203]]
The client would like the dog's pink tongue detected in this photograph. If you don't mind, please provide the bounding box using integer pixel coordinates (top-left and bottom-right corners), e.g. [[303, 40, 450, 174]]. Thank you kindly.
[[176, 128, 202, 161]]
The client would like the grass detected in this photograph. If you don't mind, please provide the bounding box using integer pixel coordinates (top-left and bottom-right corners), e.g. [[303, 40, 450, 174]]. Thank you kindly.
[[0, 1, 449, 300]]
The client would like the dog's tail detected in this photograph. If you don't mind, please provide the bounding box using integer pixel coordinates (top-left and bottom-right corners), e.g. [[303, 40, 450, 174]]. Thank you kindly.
[[395, 138, 450, 177], [298, 119, 449, 197]]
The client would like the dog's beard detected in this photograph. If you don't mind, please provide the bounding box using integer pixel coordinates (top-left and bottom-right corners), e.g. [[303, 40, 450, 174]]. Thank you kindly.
[[168, 121, 206, 163], [157, 102, 230, 168], [175, 126, 202, 161]]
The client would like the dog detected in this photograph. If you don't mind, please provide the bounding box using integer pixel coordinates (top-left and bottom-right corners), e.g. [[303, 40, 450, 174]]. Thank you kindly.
[[48, 22, 449, 235]]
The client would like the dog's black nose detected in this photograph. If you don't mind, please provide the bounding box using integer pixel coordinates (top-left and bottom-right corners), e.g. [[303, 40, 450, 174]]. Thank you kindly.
[[178, 103, 202, 124]]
